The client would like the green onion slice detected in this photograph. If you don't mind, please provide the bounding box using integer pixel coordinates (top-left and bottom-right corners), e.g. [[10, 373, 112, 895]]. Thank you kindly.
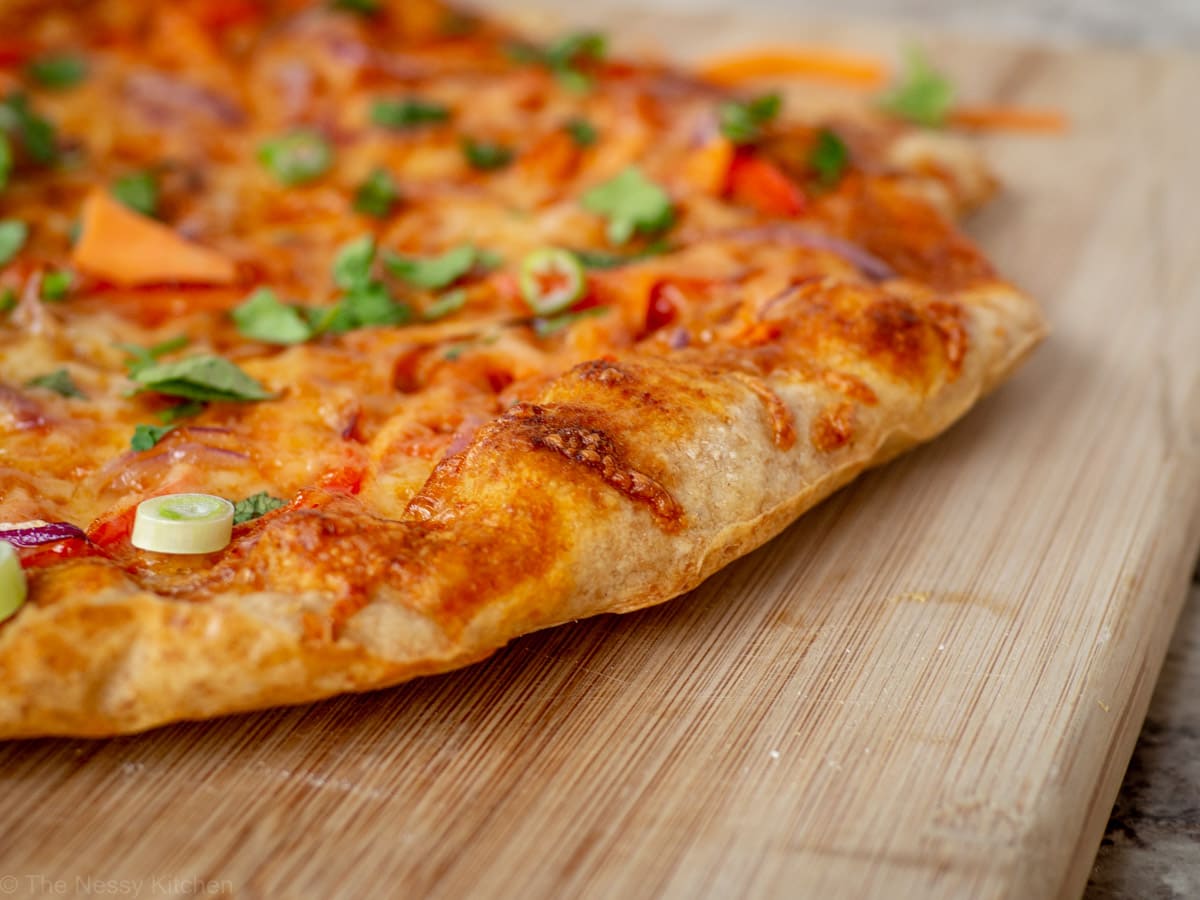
[[0, 541, 27, 623], [131, 493, 234, 555], [519, 248, 586, 316]]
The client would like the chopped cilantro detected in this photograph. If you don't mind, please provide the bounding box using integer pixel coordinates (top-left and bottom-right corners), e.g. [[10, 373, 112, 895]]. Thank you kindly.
[[232, 492, 287, 525], [156, 400, 203, 424], [384, 244, 477, 290], [878, 47, 954, 127], [117, 334, 190, 375], [354, 167, 399, 218], [26, 368, 85, 399], [0, 288, 15, 313], [718, 92, 781, 145], [232, 288, 315, 345], [0, 219, 27, 265], [131, 355, 273, 402], [324, 237, 410, 332], [810, 128, 850, 186], [0, 134, 11, 190], [510, 31, 607, 93], [130, 423, 175, 452], [0, 92, 58, 164], [580, 167, 674, 245], [533, 305, 609, 338], [258, 130, 332, 186], [330, 0, 379, 14], [370, 97, 450, 130], [564, 117, 598, 147], [574, 240, 669, 269], [111, 171, 158, 218], [461, 138, 513, 171], [26, 56, 87, 90], [422, 289, 467, 321], [40, 269, 73, 301]]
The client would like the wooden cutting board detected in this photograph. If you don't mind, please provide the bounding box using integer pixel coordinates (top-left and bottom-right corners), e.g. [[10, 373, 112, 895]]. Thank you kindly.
[[2, 8, 1198, 900]]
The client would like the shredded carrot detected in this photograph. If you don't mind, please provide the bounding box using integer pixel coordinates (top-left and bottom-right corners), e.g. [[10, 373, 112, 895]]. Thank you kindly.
[[700, 47, 888, 88], [949, 105, 1069, 133], [71, 190, 239, 287], [681, 135, 735, 196]]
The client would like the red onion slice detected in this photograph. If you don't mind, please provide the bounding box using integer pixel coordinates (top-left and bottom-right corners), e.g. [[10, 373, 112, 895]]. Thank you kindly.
[[0, 521, 88, 547], [722, 224, 895, 282]]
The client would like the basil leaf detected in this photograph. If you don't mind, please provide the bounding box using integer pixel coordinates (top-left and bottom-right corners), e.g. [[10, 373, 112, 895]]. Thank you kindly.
[[232, 491, 287, 525], [564, 117, 598, 147], [111, 171, 158, 218], [40, 270, 72, 301], [878, 47, 954, 128], [718, 92, 781, 145], [461, 138, 513, 172], [258, 130, 332, 185], [0, 219, 27, 265], [131, 423, 175, 452], [131, 355, 273, 402], [26, 368, 85, 399], [810, 128, 850, 186], [354, 167, 399, 218], [232, 288, 314, 345], [580, 167, 674, 245], [27, 56, 87, 90], [370, 97, 449, 130]]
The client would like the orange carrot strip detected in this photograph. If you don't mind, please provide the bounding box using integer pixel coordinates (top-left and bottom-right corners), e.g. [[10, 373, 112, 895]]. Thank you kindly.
[[682, 135, 735, 195], [700, 47, 888, 88], [949, 105, 1069, 133], [71, 190, 239, 287]]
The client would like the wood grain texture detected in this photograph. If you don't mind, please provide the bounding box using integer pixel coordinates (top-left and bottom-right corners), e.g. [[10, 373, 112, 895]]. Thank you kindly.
[[1, 9, 1198, 899]]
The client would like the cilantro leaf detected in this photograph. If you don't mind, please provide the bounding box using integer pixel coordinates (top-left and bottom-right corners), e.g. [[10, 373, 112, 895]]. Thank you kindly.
[[156, 400, 204, 424], [330, 0, 378, 14], [26, 56, 87, 90], [232, 288, 314, 345], [111, 171, 159, 218], [0, 134, 12, 191], [878, 47, 954, 127], [117, 335, 190, 375], [533, 305, 609, 338], [718, 92, 781, 145], [232, 492, 287, 525], [131, 423, 175, 452], [0, 219, 27, 265], [131, 355, 273, 402], [370, 97, 450, 130], [564, 117, 598, 147], [26, 368, 85, 399], [461, 138, 513, 171], [354, 167, 399, 218], [384, 245, 477, 289], [0, 92, 58, 164], [573, 240, 669, 269], [258, 130, 332, 186], [580, 168, 674, 245], [422, 289, 467, 321], [0, 288, 16, 313], [40, 269, 72, 301], [332, 236, 376, 290], [810, 128, 850, 186]]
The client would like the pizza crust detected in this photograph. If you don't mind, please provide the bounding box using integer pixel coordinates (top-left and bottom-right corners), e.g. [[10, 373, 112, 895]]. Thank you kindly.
[[0, 279, 1044, 738]]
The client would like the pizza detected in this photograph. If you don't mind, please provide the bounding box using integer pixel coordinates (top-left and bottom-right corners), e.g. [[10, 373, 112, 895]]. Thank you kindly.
[[0, 0, 1045, 738]]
